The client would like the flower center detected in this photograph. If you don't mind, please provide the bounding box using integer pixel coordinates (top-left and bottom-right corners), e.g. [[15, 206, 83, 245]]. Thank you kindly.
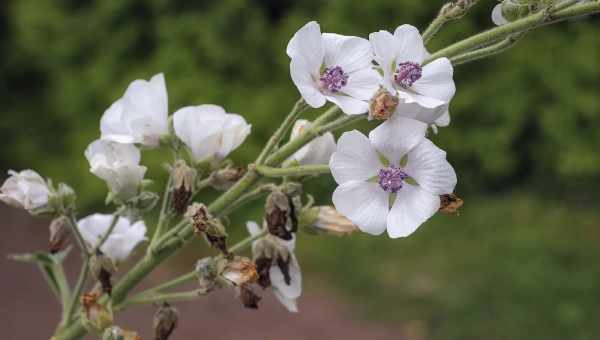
[[320, 66, 349, 93], [378, 166, 409, 193], [394, 62, 422, 88]]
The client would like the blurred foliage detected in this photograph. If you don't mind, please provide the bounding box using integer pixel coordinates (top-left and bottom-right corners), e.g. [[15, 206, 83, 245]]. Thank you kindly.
[[0, 1, 599, 339]]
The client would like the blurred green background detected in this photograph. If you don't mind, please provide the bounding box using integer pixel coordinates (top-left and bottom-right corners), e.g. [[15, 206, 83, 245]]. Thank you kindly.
[[1, 1, 599, 339]]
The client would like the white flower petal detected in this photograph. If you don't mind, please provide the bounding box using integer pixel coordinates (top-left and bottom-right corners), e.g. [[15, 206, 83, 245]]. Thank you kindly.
[[393, 100, 448, 125], [272, 288, 299, 313], [492, 4, 509, 26], [369, 115, 427, 166], [329, 130, 380, 184], [270, 254, 302, 299], [342, 68, 381, 101], [286, 21, 324, 76], [386, 185, 439, 238], [290, 120, 337, 165], [393, 25, 427, 64], [326, 94, 369, 115], [246, 221, 261, 237], [290, 58, 327, 108], [369, 30, 398, 93], [323, 34, 373, 74], [0, 169, 49, 211], [405, 139, 457, 195], [78, 214, 147, 262], [332, 181, 389, 235], [397, 90, 447, 109], [434, 110, 451, 127], [412, 58, 455, 104]]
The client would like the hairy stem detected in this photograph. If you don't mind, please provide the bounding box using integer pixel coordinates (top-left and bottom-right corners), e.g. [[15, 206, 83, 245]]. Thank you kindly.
[[116, 289, 208, 310], [424, 1, 600, 64], [255, 164, 331, 178], [150, 173, 173, 246], [450, 33, 523, 66]]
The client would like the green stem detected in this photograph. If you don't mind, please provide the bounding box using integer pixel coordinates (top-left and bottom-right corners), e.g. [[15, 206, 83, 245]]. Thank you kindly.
[[55, 265, 71, 325], [424, 1, 600, 64], [116, 289, 207, 310], [67, 213, 89, 257], [422, 9, 449, 44], [450, 33, 523, 66], [229, 228, 268, 253], [218, 183, 276, 217], [255, 98, 307, 165], [151, 174, 173, 246], [255, 164, 330, 178], [135, 271, 198, 297]]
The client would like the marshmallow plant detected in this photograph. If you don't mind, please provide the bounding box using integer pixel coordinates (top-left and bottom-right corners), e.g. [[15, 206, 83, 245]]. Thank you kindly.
[[1, 1, 598, 339]]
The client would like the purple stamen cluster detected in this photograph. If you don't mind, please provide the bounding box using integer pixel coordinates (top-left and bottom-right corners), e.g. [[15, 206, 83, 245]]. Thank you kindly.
[[394, 62, 422, 88], [320, 66, 349, 93], [378, 166, 409, 193]]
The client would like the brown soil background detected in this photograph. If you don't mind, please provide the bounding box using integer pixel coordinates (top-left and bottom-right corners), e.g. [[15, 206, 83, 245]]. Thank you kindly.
[[1, 206, 410, 340]]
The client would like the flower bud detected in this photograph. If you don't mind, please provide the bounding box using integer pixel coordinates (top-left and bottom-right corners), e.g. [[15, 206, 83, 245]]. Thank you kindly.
[[441, 0, 479, 20], [0, 169, 51, 214], [154, 302, 179, 340], [195, 257, 221, 292], [81, 292, 113, 334], [170, 160, 197, 214], [102, 326, 142, 340], [300, 206, 357, 236], [186, 203, 229, 254], [265, 190, 297, 241], [90, 250, 117, 295], [439, 193, 464, 215], [238, 284, 261, 309], [49, 215, 72, 253], [221, 256, 259, 287], [209, 166, 246, 190], [369, 89, 399, 120]]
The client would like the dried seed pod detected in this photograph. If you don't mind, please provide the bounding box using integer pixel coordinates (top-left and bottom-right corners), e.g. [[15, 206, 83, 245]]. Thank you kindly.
[[186, 203, 230, 254], [170, 160, 197, 214], [90, 250, 117, 296], [195, 257, 221, 292], [49, 215, 72, 253], [154, 302, 179, 340], [186, 203, 209, 234], [265, 190, 297, 240], [439, 193, 464, 215], [238, 284, 261, 309], [369, 89, 399, 120]]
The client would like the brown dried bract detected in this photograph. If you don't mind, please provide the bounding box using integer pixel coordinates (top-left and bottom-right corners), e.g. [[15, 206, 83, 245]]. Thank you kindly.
[[171, 185, 192, 215], [265, 191, 294, 240], [154, 302, 179, 340], [239, 285, 261, 309], [186, 203, 209, 235], [439, 193, 464, 215], [254, 256, 272, 289]]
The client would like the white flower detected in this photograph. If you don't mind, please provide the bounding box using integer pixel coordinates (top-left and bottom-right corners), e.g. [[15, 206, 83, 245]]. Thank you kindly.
[[287, 21, 381, 115], [288, 119, 336, 165], [492, 3, 509, 25], [85, 139, 147, 201], [100, 73, 168, 146], [370, 25, 456, 113], [173, 105, 251, 162], [247, 221, 301, 313], [77, 213, 147, 262], [329, 115, 457, 238], [0, 169, 50, 211]]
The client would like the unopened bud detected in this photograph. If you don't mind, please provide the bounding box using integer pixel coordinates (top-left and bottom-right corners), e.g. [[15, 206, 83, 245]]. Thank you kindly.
[[210, 166, 246, 191], [221, 256, 258, 287], [195, 257, 221, 292], [49, 215, 72, 253], [238, 284, 261, 309], [369, 89, 399, 120], [102, 326, 142, 340], [81, 292, 113, 333], [439, 193, 464, 215], [90, 250, 117, 295], [135, 191, 160, 212], [441, 0, 479, 20], [301, 206, 357, 236], [170, 160, 197, 214], [186, 203, 229, 254], [265, 190, 297, 241], [154, 302, 179, 340]]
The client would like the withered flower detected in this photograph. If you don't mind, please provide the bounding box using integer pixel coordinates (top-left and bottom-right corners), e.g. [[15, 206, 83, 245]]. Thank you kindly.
[[210, 166, 246, 191], [186, 203, 229, 254], [81, 292, 113, 333], [221, 256, 258, 286], [102, 326, 142, 340], [90, 250, 117, 295], [439, 193, 463, 215], [265, 190, 297, 241], [369, 88, 399, 120], [238, 284, 261, 309]]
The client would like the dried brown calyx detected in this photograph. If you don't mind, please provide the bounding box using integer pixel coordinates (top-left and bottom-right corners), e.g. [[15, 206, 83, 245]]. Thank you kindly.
[[186, 203, 229, 255], [439, 193, 464, 215], [49, 215, 72, 253], [170, 160, 197, 214], [265, 190, 298, 241], [154, 302, 179, 340], [238, 284, 261, 309], [369, 89, 399, 120]]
